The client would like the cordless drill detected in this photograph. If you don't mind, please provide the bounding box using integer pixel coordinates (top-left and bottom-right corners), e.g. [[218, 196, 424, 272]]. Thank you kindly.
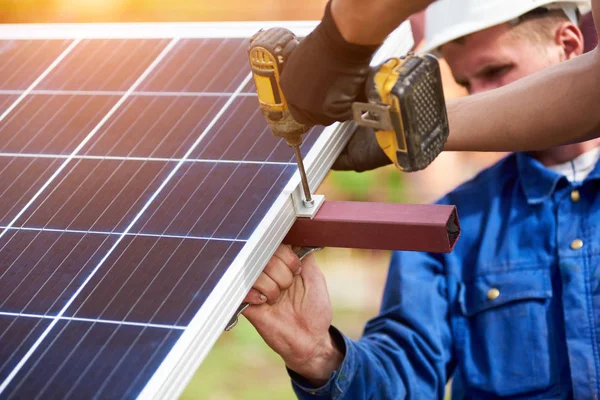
[[248, 28, 449, 180], [247, 28, 314, 207]]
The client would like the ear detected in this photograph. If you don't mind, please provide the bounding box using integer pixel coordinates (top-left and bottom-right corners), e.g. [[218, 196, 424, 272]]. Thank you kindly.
[[554, 22, 584, 59]]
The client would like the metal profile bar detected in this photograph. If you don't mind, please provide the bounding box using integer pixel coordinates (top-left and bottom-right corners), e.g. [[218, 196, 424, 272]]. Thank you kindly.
[[283, 201, 460, 253]]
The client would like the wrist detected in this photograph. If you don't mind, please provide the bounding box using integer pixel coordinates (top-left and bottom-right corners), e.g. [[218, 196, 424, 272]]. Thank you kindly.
[[286, 330, 344, 385], [330, 0, 430, 46], [320, 0, 378, 61]]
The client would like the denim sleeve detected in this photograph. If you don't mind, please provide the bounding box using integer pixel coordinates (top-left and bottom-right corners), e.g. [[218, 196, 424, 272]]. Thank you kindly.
[[290, 250, 453, 399]]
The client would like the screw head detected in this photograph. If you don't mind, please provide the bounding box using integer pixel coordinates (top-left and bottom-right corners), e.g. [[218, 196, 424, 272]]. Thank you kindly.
[[302, 198, 315, 208]]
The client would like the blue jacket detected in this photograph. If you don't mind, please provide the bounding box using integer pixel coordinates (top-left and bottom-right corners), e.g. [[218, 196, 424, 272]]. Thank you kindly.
[[291, 153, 600, 399]]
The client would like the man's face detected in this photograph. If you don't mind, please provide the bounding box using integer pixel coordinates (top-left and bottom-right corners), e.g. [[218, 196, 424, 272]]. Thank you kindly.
[[440, 23, 560, 94]]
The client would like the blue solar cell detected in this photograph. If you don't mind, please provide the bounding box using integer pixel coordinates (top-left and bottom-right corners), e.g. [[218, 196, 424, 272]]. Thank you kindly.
[[0, 157, 63, 226], [131, 162, 295, 239], [37, 39, 170, 91], [0, 230, 118, 314], [15, 159, 173, 231], [139, 38, 249, 93], [1, 320, 181, 399], [192, 96, 322, 162], [0, 316, 52, 383], [65, 237, 244, 325], [81, 95, 228, 158], [0, 40, 73, 90], [0, 94, 118, 154]]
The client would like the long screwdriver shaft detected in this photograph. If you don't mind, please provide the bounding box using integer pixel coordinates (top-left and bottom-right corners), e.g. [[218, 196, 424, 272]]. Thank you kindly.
[[292, 144, 313, 207]]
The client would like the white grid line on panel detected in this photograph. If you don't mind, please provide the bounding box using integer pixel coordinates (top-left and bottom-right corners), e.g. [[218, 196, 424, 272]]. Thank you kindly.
[[0, 40, 81, 123], [0, 312, 186, 331], [0, 152, 294, 166], [0, 37, 182, 395], [0, 225, 248, 242]]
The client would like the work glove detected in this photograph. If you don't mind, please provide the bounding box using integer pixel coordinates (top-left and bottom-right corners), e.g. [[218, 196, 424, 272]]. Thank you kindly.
[[332, 126, 392, 172], [280, 0, 379, 126]]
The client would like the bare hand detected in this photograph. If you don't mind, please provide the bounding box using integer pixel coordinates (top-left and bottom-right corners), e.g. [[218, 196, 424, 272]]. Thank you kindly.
[[243, 245, 343, 383]]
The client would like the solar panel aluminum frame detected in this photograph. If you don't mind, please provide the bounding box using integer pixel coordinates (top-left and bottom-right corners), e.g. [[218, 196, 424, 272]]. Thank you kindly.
[[0, 21, 414, 399]]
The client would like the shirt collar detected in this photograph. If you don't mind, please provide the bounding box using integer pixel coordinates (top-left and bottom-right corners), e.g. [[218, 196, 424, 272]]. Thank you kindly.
[[517, 152, 600, 205]]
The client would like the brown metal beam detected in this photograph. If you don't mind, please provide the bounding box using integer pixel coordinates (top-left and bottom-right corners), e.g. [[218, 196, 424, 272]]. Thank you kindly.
[[283, 201, 460, 253]]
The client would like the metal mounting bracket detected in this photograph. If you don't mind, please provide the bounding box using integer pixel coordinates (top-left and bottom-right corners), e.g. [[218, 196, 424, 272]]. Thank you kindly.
[[291, 187, 325, 218]]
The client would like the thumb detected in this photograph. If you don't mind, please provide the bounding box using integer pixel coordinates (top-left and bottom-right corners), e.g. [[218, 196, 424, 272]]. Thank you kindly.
[[241, 301, 266, 321], [297, 254, 326, 286]]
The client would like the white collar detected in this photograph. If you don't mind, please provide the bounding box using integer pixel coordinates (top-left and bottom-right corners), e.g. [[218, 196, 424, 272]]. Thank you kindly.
[[546, 147, 600, 182]]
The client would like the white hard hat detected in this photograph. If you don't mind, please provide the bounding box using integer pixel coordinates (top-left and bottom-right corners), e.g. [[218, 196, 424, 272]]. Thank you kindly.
[[421, 0, 592, 53]]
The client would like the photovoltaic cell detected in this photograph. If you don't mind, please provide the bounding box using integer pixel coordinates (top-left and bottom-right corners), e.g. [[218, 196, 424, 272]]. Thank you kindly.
[[37, 39, 170, 91], [81, 95, 228, 158], [0, 95, 118, 154], [65, 237, 245, 325], [15, 159, 173, 231], [0, 231, 118, 315], [0, 95, 17, 115], [0, 157, 63, 225], [0, 24, 336, 398], [0, 40, 73, 89], [192, 96, 320, 162], [131, 163, 296, 239], [1, 320, 182, 399], [0, 316, 52, 382], [139, 38, 250, 93]]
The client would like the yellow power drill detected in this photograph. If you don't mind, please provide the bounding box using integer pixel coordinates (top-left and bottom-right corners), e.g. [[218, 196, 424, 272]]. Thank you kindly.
[[248, 28, 449, 186], [352, 54, 449, 171], [247, 28, 314, 207]]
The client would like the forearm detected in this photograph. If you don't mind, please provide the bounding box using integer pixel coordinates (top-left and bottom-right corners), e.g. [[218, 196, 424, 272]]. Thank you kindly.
[[445, 47, 600, 152], [330, 0, 435, 45]]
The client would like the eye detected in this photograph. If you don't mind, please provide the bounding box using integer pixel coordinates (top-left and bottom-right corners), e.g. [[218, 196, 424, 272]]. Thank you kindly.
[[481, 64, 512, 80]]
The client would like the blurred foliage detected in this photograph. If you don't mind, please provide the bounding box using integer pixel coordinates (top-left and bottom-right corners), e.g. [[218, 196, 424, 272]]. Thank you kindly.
[[325, 167, 407, 203]]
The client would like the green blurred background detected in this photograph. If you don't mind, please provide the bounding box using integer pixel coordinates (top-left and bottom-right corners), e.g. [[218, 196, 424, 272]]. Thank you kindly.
[[1, 1, 504, 398]]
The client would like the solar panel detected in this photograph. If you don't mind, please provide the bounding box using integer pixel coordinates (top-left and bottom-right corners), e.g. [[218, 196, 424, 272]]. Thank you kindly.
[[0, 21, 413, 399]]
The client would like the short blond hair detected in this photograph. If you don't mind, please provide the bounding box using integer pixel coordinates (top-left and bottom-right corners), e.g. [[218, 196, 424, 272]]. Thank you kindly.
[[509, 9, 575, 44]]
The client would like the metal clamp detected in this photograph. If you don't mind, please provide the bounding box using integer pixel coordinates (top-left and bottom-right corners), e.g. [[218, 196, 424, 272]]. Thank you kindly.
[[352, 102, 393, 131], [224, 246, 324, 331]]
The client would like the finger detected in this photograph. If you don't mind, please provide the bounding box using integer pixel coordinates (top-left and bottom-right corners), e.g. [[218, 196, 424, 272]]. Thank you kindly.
[[264, 256, 295, 291], [253, 273, 281, 305], [273, 244, 301, 275], [296, 254, 326, 286], [243, 288, 267, 305]]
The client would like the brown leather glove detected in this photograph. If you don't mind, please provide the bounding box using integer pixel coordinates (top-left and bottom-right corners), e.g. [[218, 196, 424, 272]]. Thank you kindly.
[[332, 126, 392, 172], [280, 1, 379, 126]]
